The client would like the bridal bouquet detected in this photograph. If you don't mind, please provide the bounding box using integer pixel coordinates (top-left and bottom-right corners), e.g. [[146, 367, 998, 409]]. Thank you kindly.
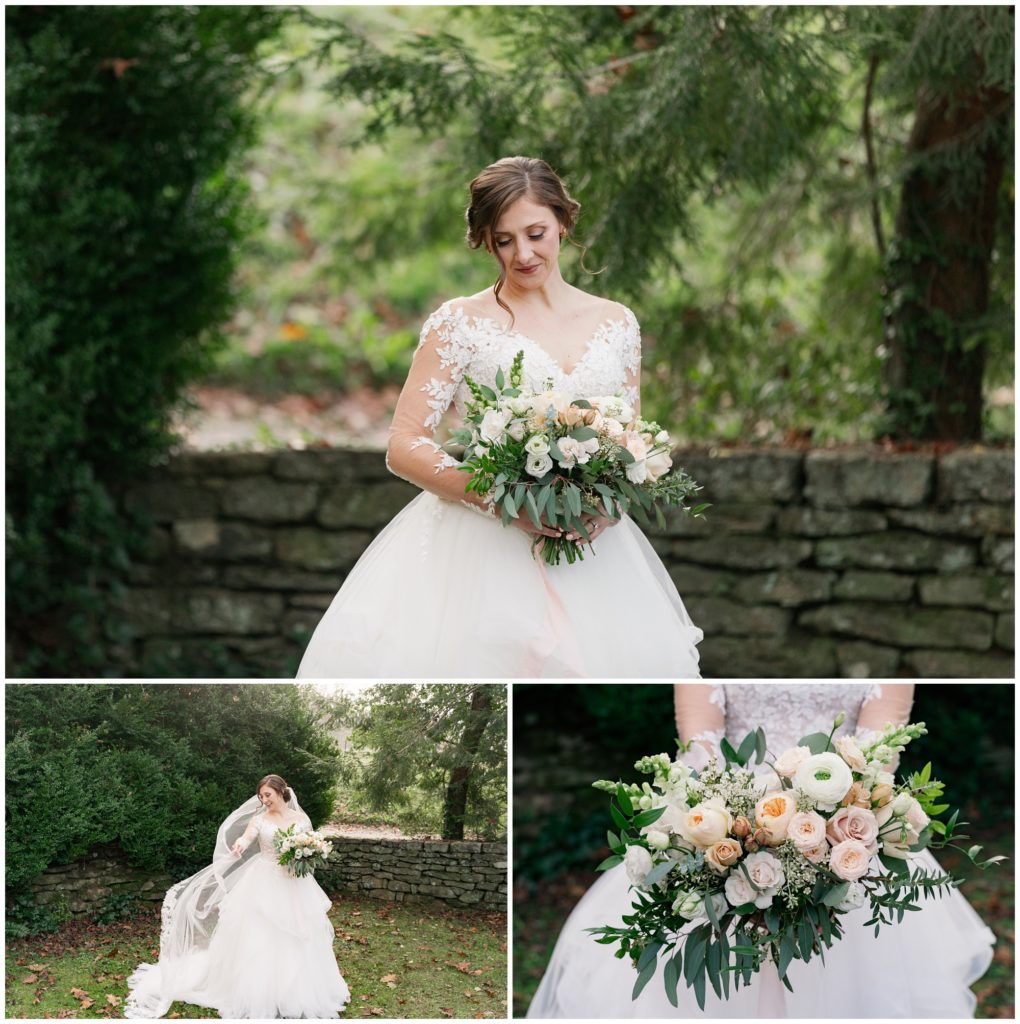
[[449, 351, 707, 564], [273, 825, 334, 878], [589, 718, 1001, 1009]]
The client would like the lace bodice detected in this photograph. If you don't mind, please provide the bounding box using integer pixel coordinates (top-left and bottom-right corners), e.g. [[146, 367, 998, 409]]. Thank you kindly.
[[243, 814, 311, 857], [385, 299, 642, 510]]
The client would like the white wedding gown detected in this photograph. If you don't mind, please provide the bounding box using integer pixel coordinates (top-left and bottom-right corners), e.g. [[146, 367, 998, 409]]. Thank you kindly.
[[126, 815, 350, 1018], [527, 684, 996, 1019], [297, 300, 703, 678]]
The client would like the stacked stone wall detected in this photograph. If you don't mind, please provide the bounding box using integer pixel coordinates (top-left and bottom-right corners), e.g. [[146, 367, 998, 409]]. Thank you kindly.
[[110, 448, 1013, 677]]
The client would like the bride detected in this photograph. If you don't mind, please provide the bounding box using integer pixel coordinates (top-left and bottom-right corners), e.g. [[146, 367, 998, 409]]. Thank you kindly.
[[527, 683, 996, 1018], [297, 156, 702, 679], [125, 774, 350, 1019]]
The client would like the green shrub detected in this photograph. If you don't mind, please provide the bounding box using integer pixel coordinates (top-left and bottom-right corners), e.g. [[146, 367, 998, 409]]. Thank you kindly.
[[5, 6, 285, 674], [5, 684, 342, 920]]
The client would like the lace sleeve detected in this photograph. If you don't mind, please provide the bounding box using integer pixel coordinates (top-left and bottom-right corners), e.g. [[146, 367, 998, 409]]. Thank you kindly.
[[234, 818, 259, 853], [674, 684, 726, 758], [857, 683, 915, 734], [620, 306, 642, 414], [385, 302, 493, 514]]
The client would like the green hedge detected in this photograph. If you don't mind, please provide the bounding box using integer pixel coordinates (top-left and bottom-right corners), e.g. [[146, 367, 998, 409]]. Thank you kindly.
[[5, 6, 284, 674], [5, 684, 342, 934]]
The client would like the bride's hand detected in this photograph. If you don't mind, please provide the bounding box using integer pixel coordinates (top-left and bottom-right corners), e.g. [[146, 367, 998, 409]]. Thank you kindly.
[[567, 512, 618, 545], [508, 514, 563, 540], [230, 841, 244, 857]]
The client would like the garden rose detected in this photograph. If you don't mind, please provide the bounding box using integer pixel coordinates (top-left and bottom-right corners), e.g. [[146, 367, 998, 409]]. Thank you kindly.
[[788, 811, 827, 853], [723, 870, 756, 909], [645, 447, 673, 482], [677, 797, 732, 848], [754, 792, 798, 844], [704, 838, 743, 874], [840, 781, 872, 808], [794, 752, 854, 810], [829, 838, 872, 881], [802, 841, 829, 865], [773, 746, 811, 779], [736, 851, 786, 908], [826, 805, 880, 854], [624, 845, 654, 887], [479, 408, 510, 444]]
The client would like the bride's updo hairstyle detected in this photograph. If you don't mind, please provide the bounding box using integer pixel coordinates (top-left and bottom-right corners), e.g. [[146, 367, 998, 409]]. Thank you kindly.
[[465, 156, 586, 324], [256, 774, 291, 804]]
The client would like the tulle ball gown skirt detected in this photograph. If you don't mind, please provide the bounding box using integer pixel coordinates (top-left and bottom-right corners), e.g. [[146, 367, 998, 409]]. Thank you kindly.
[[297, 492, 703, 678], [526, 851, 995, 1019], [127, 856, 350, 1019]]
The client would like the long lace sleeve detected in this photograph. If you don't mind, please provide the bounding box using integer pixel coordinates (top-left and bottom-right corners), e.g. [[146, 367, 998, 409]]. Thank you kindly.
[[674, 683, 726, 759], [620, 306, 642, 414], [385, 303, 492, 514], [234, 819, 259, 854]]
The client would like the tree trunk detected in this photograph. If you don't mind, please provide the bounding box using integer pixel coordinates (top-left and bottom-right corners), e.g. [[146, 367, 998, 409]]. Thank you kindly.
[[883, 76, 1010, 440], [442, 686, 493, 840]]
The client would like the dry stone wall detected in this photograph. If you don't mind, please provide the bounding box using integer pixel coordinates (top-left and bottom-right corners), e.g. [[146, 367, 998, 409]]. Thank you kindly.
[[113, 448, 1014, 678]]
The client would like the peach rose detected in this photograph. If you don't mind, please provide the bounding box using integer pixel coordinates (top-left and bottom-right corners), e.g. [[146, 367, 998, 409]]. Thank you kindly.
[[754, 792, 798, 845], [705, 838, 743, 875], [829, 838, 872, 881], [840, 781, 872, 809], [834, 735, 868, 772], [802, 841, 829, 865], [826, 805, 880, 854], [773, 746, 811, 779], [787, 811, 827, 853], [677, 797, 732, 848], [558, 404, 587, 428], [870, 783, 894, 807], [731, 815, 752, 839]]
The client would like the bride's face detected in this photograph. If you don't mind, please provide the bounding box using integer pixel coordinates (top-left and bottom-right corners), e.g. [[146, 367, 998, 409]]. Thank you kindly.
[[259, 785, 282, 811], [491, 196, 563, 289]]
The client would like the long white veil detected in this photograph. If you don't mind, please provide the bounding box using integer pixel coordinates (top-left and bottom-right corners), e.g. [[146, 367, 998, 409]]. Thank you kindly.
[[125, 787, 308, 1018]]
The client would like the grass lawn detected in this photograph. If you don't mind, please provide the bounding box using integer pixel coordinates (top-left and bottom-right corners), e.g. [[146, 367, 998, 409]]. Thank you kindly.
[[6, 893, 507, 1020], [513, 829, 1015, 1019]]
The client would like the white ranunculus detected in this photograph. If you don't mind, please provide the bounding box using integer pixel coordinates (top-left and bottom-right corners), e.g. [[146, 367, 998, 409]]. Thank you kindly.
[[794, 752, 854, 810], [479, 408, 510, 445], [624, 845, 654, 888], [524, 434, 551, 456], [526, 452, 553, 478], [834, 880, 867, 913]]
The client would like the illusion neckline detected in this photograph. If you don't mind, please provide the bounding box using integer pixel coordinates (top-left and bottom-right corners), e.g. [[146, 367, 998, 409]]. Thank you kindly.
[[451, 304, 631, 378]]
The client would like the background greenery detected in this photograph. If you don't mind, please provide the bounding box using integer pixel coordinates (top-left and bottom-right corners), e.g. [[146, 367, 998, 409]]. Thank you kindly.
[[5, 683, 342, 938], [512, 682, 1014, 1017]]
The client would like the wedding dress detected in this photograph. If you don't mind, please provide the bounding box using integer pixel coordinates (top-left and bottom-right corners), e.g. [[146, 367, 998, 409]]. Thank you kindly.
[[527, 683, 996, 1019], [125, 790, 350, 1019], [297, 299, 703, 678]]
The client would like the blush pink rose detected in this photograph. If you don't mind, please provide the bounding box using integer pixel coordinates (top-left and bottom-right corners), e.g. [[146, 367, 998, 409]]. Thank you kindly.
[[829, 838, 872, 881], [826, 805, 881, 854], [802, 841, 829, 865], [788, 811, 827, 853]]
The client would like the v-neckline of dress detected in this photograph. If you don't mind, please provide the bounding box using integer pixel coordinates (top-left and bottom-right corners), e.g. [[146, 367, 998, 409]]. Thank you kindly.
[[463, 310, 627, 378]]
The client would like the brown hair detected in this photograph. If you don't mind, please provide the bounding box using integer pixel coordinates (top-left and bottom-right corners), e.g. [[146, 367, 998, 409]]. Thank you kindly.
[[464, 156, 591, 325], [256, 774, 291, 804]]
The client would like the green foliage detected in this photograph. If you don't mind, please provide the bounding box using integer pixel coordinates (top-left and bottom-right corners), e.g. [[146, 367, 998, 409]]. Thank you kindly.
[[5, 684, 342, 932], [336, 684, 506, 840], [6, 6, 284, 674]]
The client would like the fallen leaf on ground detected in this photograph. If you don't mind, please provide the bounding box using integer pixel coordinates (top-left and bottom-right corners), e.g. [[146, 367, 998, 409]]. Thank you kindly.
[[22, 974, 39, 984], [27, 963, 49, 972], [106, 993, 121, 1006], [379, 973, 397, 984], [81, 998, 95, 1010], [70, 988, 89, 999]]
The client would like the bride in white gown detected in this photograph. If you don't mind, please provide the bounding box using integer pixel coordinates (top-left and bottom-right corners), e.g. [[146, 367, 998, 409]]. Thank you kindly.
[[297, 156, 702, 679], [527, 683, 996, 1019], [125, 774, 350, 1019]]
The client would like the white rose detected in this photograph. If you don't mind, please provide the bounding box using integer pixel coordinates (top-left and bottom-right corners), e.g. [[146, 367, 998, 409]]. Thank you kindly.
[[891, 792, 913, 816], [677, 797, 732, 848], [478, 408, 510, 444], [743, 850, 785, 908], [524, 434, 551, 456], [645, 828, 671, 851], [624, 845, 654, 888], [506, 420, 526, 442], [724, 870, 756, 909], [834, 736, 868, 773], [834, 880, 867, 913], [645, 448, 672, 482], [526, 452, 553, 478], [794, 752, 854, 810], [773, 746, 811, 779]]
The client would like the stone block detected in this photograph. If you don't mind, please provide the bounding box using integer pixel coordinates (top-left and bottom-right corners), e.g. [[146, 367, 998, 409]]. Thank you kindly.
[[833, 571, 916, 603], [798, 603, 993, 650], [222, 567, 341, 592], [124, 481, 218, 522], [937, 449, 1014, 503], [666, 565, 741, 597], [275, 528, 372, 571], [656, 503, 776, 537], [175, 591, 285, 635], [289, 593, 335, 610], [668, 537, 812, 570], [995, 613, 1014, 651], [698, 635, 837, 678], [887, 504, 1014, 537], [673, 449, 803, 502], [815, 532, 975, 572], [318, 481, 416, 529], [835, 641, 902, 678], [275, 448, 393, 483], [172, 521, 274, 562], [805, 451, 933, 508], [221, 478, 319, 523], [734, 570, 836, 607], [902, 649, 1014, 678], [776, 507, 888, 537], [168, 451, 274, 478], [981, 537, 1014, 573], [918, 574, 1013, 612]]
